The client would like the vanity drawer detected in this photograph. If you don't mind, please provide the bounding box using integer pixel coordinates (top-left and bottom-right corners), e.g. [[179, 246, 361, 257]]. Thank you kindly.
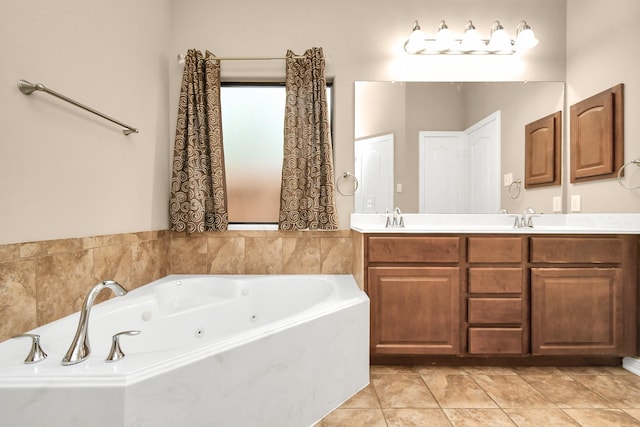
[[368, 236, 460, 263], [468, 328, 525, 354], [469, 268, 523, 294], [530, 237, 623, 264], [468, 298, 522, 324], [468, 237, 524, 263]]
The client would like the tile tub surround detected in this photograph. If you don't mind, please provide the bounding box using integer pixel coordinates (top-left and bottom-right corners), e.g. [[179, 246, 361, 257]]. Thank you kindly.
[[319, 365, 640, 426], [0, 229, 353, 341]]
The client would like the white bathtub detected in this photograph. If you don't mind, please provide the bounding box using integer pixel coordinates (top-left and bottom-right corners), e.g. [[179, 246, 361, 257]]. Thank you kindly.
[[0, 274, 370, 427]]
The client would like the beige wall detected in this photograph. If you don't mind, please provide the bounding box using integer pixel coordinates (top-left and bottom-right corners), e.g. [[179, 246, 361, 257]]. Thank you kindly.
[[170, 0, 567, 229], [1, 0, 567, 247], [566, 0, 640, 213], [0, 0, 172, 245]]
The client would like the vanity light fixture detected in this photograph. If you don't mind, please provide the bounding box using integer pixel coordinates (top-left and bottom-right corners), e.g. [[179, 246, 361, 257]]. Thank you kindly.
[[403, 19, 538, 55]]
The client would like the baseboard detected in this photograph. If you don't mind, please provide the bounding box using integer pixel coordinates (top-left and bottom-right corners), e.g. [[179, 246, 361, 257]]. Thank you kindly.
[[623, 357, 640, 376]]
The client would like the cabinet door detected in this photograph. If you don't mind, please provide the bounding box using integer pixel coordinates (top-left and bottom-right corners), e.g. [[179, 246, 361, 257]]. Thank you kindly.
[[531, 268, 623, 355], [369, 267, 460, 355]]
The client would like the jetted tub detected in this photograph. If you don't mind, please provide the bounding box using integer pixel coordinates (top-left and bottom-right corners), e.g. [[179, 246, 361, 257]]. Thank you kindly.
[[0, 274, 370, 427]]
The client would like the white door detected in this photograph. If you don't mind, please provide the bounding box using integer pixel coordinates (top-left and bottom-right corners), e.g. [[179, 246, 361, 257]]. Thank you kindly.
[[419, 111, 500, 213], [419, 132, 467, 213], [354, 134, 394, 213], [466, 111, 500, 213]]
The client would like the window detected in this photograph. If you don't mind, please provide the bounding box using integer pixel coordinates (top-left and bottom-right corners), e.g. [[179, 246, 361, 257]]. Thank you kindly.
[[220, 82, 333, 225]]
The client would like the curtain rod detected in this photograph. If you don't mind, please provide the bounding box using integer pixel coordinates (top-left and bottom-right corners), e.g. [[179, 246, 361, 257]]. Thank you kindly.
[[177, 54, 306, 64]]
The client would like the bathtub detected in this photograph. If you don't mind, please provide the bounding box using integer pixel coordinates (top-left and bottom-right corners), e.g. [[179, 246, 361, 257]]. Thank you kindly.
[[0, 274, 370, 427]]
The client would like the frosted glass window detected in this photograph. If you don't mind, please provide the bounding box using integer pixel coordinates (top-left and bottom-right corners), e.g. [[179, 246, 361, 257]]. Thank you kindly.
[[221, 83, 332, 224], [221, 84, 285, 223]]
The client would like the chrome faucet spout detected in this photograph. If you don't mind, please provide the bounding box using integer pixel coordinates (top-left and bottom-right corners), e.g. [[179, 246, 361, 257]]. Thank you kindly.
[[62, 280, 128, 365]]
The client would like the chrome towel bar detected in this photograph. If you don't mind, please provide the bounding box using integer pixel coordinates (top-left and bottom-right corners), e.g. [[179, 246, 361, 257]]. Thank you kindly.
[[17, 79, 138, 135]]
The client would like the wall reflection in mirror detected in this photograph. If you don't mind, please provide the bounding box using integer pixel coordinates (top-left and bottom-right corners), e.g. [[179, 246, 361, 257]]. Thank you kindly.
[[354, 81, 565, 214]]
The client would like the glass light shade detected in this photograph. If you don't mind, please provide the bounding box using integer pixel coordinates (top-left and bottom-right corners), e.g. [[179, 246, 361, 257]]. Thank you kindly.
[[487, 28, 513, 53], [405, 27, 427, 54], [514, 25, 539, 52], [434, 27, 453, 52], [460, 28, 483, 52]]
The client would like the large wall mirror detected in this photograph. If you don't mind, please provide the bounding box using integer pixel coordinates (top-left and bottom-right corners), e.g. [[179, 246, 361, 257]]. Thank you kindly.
[[354, 81, 565, 214]]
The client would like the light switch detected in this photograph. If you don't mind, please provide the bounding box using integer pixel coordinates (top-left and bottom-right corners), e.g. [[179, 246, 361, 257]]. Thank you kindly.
[[571, 195, 581, 212], [552, 196, 562, 212], [396, 183, 403, 193]]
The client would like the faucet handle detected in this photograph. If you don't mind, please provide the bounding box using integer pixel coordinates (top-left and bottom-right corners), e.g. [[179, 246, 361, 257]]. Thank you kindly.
[[508, 214, 522, 228], [106, 330, 141, 363], [13, 333, 48, 364]]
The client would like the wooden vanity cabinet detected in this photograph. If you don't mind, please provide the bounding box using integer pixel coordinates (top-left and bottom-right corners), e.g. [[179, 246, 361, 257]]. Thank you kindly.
[[467, 237, 528, 355], [530, 236, 636, 356], [363, 232, 637, 362], [367, 236, 461, 356]]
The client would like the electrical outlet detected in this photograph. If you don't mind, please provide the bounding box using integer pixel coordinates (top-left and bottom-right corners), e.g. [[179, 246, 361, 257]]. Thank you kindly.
[[571, 195, 581, 212], [396, 183, 403, 193], [552, 196, 562, 212], [503, 173, 513, 187]]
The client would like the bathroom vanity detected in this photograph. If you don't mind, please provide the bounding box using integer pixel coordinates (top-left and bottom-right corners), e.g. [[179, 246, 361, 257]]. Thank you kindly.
[[351, 214, 640, 365]]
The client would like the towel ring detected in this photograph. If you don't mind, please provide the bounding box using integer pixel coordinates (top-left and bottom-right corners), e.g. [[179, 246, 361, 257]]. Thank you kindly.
[[509, 179, 522, 199], [336, 172, 359, 196], [617, 159, 640, 190]]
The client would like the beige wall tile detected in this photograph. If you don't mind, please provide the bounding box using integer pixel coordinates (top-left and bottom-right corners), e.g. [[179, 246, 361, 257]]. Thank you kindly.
[[207, 236, 246, 274], [246, 236, 282, 274], [283, 236, 321, 274], [320, 237, 352, 274], [93, 244, 133, 288], [0, 259, 38, 341], [36, 250, 96, 325], [131, 238, 170, 288], [170, 236, 208, 274], [0, 243, 20, 263]]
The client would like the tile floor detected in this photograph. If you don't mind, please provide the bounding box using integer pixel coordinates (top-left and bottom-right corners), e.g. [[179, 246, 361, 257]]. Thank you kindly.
[[319, 365, 640, 426]]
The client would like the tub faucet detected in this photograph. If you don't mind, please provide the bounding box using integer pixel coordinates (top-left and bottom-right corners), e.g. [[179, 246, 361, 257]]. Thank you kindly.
[[62, 280, 128, 366]]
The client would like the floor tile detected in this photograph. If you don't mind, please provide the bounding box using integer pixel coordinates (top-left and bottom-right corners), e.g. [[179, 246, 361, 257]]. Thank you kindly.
[[320, 408, 387, 427], [422, 373, 497, 408], [383, 408, 453, 427], [371, 373, 439, 408], [562, 408, 640, 426], [462, 366, 518, 375], [324, 365, 640, 426], [511, 366, 564, 376], [338, 383, 380, 409], [443, 408, 516, 426], [503, 408, 581, 426], [370, 365, 416, 374], [416, 365, 470, 377], [571, 375, 640, 408], [522, 374, 609, 408], [471, 374, 556, 408], [557, 366, 613, 376], [626, 409, 640, 422]]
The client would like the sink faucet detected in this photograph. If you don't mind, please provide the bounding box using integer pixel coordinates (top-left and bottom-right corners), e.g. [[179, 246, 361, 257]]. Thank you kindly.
[[522, 207, 538, 228], [62, 280, 128, 365], [510, 207, 538, 228]]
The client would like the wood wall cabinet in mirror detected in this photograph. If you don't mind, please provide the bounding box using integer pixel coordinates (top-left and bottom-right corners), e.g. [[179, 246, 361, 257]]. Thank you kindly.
[[525, 111, 562, 188], [570, 84, 624, 183]]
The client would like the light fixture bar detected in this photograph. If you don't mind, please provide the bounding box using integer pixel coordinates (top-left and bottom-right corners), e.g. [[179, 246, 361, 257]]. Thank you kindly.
[[403, 20, 538, 55]]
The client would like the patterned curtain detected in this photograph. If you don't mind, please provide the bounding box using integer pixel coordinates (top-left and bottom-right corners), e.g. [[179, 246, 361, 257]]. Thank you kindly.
[[279, 47, 338, 230], [170, 50, 228, 232]]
